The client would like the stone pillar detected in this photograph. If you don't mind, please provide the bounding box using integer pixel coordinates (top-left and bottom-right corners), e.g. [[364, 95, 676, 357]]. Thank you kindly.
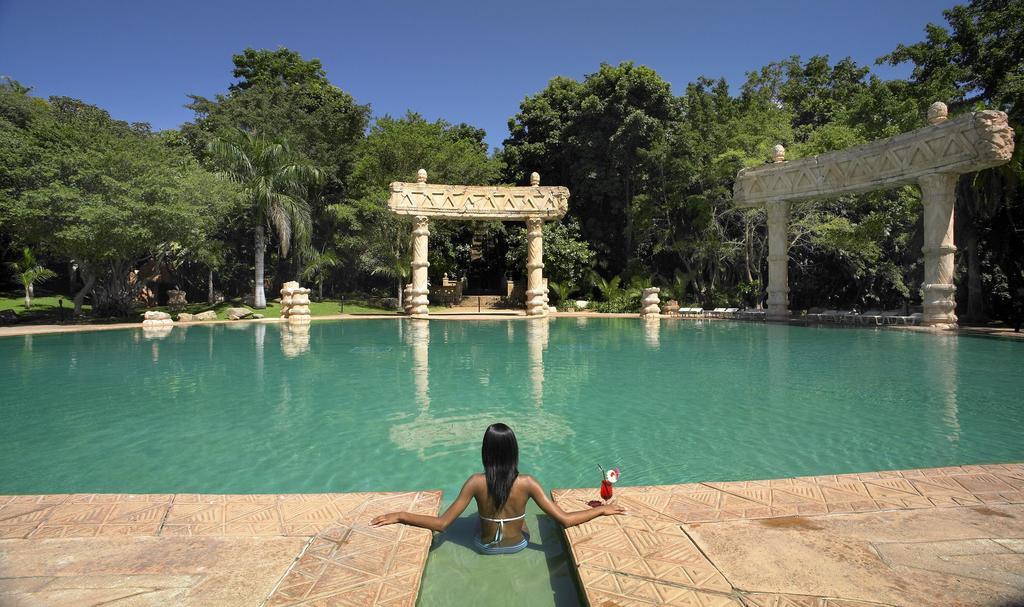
[[288, 286, 311, 324], [526, 216, 546, 316], [918, 173, 959, 327], [402, 283, 414, 315], [410, 215, 430, 316], [280, 281, 299, 318], [766, 201, 791, 321], [641, 287, 661, 317]]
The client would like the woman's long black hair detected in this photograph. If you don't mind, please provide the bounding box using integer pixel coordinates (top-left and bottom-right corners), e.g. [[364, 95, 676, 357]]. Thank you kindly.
[[481, 423, 519, 510]]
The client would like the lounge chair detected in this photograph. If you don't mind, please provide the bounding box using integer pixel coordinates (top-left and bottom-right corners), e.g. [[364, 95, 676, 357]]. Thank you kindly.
[[859, 309, 884, 325], [818, 310, 839, 323], [724, 307, 739, 318], [880, 310, 903, 325]]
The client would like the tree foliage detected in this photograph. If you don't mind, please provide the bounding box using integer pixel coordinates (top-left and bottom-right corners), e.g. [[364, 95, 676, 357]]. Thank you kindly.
[[0, 80, 239, 314], [2, 4, 1023, 323]]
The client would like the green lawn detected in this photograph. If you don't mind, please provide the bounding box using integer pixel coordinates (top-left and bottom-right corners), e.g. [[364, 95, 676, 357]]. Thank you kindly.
[[0, 293, 89, 317], [0, 292, 417, 324], [154, 298, 402, 319]]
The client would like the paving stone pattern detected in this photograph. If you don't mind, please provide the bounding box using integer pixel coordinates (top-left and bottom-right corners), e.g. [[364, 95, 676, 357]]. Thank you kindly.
[[553, 463, 1024, 607], [0, 491, 441, 606]]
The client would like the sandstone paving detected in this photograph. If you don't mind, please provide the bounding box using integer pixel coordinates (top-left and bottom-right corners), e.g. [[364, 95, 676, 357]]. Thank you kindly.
[[553, 464, 1024, 607], [0, 490, 441, 606]]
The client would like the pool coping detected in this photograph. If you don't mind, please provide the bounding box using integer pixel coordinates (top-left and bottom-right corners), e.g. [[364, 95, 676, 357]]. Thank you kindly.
[[0, 490, 442, 606], [2, 463, 1022, 605], [2, 312, 1021, 341], [552, 462, 1024, 606]]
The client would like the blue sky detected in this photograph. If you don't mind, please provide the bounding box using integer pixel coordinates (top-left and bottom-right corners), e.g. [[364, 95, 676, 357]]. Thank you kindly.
[[0, 0, 958, 149]]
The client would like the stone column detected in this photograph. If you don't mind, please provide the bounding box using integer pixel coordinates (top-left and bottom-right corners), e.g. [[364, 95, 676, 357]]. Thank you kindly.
[[766, 201, 791, 321], [288, 287, 311, 324], [641, 287, 661, 317], [918, 173, 959, 327], [410, 215, 430, 316], [526, 216, 546, 316]]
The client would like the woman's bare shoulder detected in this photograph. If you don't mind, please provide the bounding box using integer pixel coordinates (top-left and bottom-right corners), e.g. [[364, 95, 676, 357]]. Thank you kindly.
[[516, 474, 540, 489]]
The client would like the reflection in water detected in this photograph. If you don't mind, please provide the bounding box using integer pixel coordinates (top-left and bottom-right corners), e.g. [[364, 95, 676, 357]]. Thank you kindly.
[[142, 324, 173, 341], [928, 334, 960, 443], [280, 323, 311, 358], [766, 323, 789, 395], [23, 335, 32, 354], [254, 323, 266, 377], [643, 317, 660, 348], [527, 318, 548, 406], [409, 319, 430, 412], [389, 318, 573, 459]]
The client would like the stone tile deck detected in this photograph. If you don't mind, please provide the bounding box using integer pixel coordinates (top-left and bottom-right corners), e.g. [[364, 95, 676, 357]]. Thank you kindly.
[[553, 463, 1024, 607], [0, 490, 441, 606]]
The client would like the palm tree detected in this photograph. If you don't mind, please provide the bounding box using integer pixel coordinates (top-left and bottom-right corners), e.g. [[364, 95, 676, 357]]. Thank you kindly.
[[548, 281, 573, 307], [300, 246, 339, 301], [592, 273, 623, 302], [7, 247, 56, 310], [209, 129, 321, 309], [360, 214, 411, 306]]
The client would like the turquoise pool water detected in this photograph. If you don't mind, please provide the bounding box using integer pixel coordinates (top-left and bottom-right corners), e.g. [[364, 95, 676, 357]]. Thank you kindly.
[[2, 318, 1023, 605]]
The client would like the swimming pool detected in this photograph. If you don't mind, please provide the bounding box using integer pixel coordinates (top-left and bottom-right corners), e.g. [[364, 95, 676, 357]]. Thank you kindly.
[[2, 318, 1023, 605]]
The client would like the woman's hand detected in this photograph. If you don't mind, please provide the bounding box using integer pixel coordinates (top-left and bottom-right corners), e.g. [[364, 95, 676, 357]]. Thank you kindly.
[[600, 504, 626, 516], [370, 512, 404, 527]]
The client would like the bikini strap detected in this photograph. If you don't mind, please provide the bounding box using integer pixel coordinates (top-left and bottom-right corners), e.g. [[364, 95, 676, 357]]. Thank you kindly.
[[479, 512, 526, 547], [479, 513, 527, 523]]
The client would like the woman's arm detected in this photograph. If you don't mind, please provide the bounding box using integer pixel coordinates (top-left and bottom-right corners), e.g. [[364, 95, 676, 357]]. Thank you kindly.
[[370, 475, 479, 532], [525, 476, 624, 527]]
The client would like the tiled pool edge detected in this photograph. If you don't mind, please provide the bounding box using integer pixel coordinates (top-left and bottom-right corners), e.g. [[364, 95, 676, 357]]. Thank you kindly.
[[553, 462, 1024, 607], [0, 490, 442, 606]]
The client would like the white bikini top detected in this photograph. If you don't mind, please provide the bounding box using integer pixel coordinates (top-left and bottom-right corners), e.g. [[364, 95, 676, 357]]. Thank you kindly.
[[479, 512, 526, 546]]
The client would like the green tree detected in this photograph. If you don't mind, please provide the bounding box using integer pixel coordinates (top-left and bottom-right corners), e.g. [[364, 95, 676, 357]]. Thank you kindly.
[[503, 63, 678, 274], [209, 128, 323, 309], [343, 112, 498, 299], [505, 217, 595, 291], [6, 247, 56, 309], [881, 0, 1024, 321], [184, 48, 370, 292], [0, 83, 238, 315], [300, 246, 339, 301]]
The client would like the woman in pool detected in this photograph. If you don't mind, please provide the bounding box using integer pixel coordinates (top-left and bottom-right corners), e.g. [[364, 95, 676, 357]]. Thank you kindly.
[[370, 422, 625, 555]]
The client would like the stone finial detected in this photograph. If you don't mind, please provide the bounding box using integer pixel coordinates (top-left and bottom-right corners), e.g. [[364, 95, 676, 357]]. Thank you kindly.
[[416, 168, 428, 183], [530, 172, 541, 186], [771, 144, 786, 163], [927, 102, 948, 125]]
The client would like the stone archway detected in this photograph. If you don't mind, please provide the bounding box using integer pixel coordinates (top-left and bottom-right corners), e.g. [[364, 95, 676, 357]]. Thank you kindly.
[[733, 102, 1015, 328], [388, 169, 570, 317]]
